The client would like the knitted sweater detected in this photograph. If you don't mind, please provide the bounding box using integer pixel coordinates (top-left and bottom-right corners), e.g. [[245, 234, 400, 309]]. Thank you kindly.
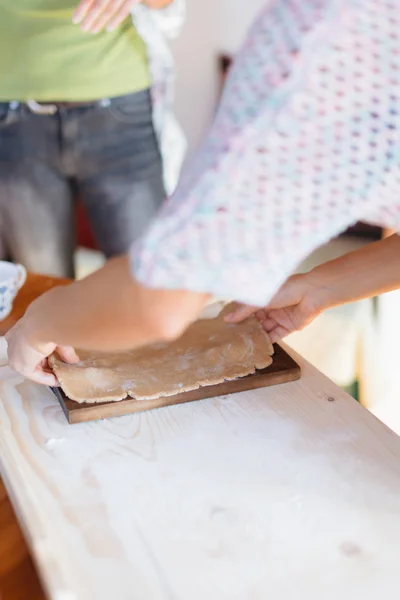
[[132, 0, 400, 306]]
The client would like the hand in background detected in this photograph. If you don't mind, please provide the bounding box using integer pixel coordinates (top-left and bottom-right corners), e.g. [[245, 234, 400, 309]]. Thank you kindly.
[[73, 0, 141, 33], [224, 274, 326, 342], [73, 0, 174, 33]]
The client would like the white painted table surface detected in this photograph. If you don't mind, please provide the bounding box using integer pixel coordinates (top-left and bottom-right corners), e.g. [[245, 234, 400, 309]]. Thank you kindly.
[[1, 344, 400, 600]]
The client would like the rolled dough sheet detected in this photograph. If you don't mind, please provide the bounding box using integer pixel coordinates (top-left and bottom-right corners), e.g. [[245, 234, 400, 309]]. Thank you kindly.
[[49, 305, 274, 404]]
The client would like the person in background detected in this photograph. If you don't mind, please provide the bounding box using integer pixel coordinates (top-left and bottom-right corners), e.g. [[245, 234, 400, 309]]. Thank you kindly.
[[0, 0, 186, 278], [6, 0, 400, 384]]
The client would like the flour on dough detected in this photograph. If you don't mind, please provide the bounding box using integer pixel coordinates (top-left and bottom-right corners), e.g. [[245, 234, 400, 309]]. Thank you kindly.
[[49, 304, 274, 404]]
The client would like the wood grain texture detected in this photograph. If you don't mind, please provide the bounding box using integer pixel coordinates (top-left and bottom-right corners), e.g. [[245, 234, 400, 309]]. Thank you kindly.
[[0, 478, 46, 600], [0, 477, 26, 578], [1, 344, 400, 600], [54, 344, 300, 424], [0, 274, 64, 600]]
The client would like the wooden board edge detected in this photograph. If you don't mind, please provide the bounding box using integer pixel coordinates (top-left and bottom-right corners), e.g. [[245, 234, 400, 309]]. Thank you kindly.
[[52, 344, 301, 425]]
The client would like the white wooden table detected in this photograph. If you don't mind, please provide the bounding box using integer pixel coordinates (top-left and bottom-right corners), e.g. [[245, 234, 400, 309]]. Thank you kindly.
[[1, 343, 400, 600]]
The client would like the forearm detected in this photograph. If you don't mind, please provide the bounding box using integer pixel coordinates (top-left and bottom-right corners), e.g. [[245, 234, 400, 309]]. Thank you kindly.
[[309, 235, 400, 311], [24, 256, 208, 352]]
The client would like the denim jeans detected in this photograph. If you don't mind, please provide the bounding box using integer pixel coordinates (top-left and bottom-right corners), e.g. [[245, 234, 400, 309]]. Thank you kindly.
[[0, 90, 165, 277]]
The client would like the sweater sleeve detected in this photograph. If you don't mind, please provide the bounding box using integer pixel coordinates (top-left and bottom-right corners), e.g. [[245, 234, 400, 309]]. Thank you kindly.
[[131, 0, 400, 306]]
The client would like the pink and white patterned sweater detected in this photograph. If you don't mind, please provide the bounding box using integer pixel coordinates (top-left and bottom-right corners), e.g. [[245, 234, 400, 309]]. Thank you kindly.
[[132, 0, 400, 306]]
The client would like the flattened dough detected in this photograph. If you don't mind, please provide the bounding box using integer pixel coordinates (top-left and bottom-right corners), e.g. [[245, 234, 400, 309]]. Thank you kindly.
[[49, 305, 274, 404]]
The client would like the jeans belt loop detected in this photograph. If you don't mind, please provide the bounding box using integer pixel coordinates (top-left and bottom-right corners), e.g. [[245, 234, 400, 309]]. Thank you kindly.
[[26, 100, 58, 115]]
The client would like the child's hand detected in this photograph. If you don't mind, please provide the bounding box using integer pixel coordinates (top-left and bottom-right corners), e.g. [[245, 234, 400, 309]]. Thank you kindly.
[[6, 316, 79, 386], [224, 274, 328, 342]]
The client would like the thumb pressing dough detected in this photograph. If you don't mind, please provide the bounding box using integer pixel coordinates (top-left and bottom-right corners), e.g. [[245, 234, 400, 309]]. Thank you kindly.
[[49, 304, 274, 404]]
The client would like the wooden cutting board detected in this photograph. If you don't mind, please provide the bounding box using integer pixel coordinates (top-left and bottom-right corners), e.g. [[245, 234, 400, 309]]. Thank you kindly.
[[52, 344, 300, 424]]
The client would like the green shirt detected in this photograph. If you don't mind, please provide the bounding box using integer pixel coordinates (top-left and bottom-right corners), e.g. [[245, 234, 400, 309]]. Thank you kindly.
[[0, 1, 150, 101]]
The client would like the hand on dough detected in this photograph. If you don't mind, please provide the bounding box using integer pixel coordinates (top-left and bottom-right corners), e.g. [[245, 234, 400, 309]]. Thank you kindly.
[[225, 274, 324, 342], [6, 320, 79, 387]]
